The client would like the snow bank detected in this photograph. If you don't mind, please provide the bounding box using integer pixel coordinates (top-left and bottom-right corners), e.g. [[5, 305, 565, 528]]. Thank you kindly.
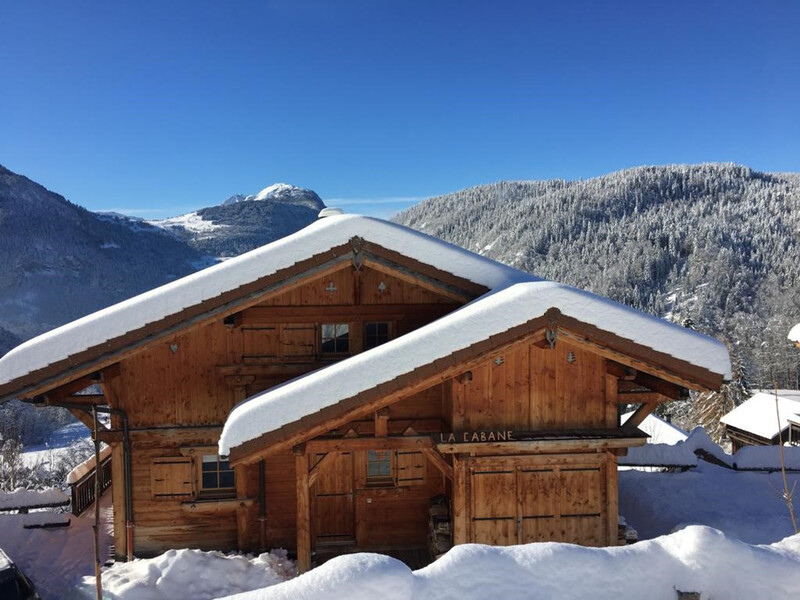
[[0, 493, 113, 600], [75, 549, 295, 600], [619, 442, 697, 467], [733, 445, 800, 471], [0, 487, 69, 510], [619, 461, 800, 544], [221, 280, 730, 454], [221, 527, 800, 600], [682, 427, 732, 466]]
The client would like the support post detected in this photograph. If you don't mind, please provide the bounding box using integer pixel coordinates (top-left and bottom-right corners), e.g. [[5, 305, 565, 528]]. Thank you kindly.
[[92, 406, 103, 600], [452, 454, 469, 545], [295, 448, 311, 573]]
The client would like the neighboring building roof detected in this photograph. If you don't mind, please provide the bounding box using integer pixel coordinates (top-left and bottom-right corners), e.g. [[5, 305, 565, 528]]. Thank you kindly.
[[621, 411, 688, 445], [720, 391, 800, 440], [220, 279, 731, 456], [0, 214, 531, 397], [789, 323, 800, 345]]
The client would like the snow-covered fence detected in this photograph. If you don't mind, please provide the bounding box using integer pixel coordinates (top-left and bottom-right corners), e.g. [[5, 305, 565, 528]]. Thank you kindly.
[[67, 446, 112, 516], [0, 487, 70, 514]]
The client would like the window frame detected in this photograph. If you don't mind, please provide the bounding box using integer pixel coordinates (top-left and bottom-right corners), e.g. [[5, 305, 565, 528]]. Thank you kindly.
[[320, 323, 351, 355], [178, 446, 237, 500], [365, 449, 394, 487], [364, 321, 391, 350]]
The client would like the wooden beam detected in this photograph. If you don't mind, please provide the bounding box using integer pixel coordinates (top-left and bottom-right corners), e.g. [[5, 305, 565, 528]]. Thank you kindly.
[[235, 464, 250, 551], [606, 451, 619, 546], [422, 448, 453, 481], [436, 436, 647, 455], [632, 371, 683, 400], [63, 407, 109, 433], [617, 391, 672, 404], [98, 425, 223, 444], [305, 435, 434, 454], [622, 403, 657, 429], [451, 454, 468, 545], [605, 373, 618, 428], [308, 452, 339, 487], [295, 451, 311, 573], [374, 409, 389, 437], [606, 361, 637, 380], [241, 303, 461, 324], [63, 393, 107, 405]]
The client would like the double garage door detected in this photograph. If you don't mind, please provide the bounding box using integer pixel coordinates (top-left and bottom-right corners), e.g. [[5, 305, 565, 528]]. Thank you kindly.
[[468, 454, 609, 547]]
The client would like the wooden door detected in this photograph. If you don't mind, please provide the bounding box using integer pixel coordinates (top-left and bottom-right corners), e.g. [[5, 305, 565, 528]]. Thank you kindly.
[[468, 456, 607, 547], [469, 467, 517, 545], [517, 467, 561, 543], [312, 452, 355, 545]]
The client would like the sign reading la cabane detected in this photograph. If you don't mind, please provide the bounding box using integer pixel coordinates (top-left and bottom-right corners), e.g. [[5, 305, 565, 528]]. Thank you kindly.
[[437, 430, 515, 443]]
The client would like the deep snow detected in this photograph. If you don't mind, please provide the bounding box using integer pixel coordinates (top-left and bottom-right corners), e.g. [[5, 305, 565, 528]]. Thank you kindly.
[[219, 527, 800, 600]]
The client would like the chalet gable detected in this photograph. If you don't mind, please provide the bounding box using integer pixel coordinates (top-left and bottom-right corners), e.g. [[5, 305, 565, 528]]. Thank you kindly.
[[0, 215, 527, 403], [220, 280, 732, 464]]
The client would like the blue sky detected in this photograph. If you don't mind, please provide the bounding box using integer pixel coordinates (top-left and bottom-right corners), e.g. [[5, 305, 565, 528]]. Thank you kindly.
[[1, 1, 798, 219]]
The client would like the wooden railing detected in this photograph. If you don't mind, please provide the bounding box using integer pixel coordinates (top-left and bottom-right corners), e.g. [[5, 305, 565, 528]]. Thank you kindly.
[[70, 454, 112, 516]]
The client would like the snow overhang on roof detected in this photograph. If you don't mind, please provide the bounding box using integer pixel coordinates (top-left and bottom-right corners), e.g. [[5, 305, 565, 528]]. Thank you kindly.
[[720, 392, 800, 439], [0, 215, 532, 398], [219, 280, 732, 457]]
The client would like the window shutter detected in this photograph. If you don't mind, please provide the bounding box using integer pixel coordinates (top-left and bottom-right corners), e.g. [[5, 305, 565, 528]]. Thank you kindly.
[[151, 457, 195, 499], [395, 451, 426, 486]]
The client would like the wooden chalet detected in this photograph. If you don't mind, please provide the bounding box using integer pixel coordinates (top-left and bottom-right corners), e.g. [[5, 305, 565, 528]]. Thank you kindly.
[[720, 391, 800, 452], [0, 213, 731, 571]]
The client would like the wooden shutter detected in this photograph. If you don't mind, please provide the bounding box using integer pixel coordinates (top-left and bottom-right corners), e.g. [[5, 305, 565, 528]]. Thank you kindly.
[[151, 457, 194, 499], [395, 450, 426, 486], [242, 326, 279, 362], [281, 324, 316, 357]]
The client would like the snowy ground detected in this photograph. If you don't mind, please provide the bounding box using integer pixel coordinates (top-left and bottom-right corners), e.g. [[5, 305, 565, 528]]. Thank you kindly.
[[6, 424, 800, 599], [0, 489, 113, 600], [221, 527, 800, 600], [620, 460, 800, 544]]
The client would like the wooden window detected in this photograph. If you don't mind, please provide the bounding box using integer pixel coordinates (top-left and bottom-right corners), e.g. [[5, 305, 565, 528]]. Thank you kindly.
[[199, 454, 236, 498], [151, 457, 194, 499], [395, 450, 426, 486], [366, 449, 393, 485], [321, 323, 349, 354], [364, 322, 390, 350]]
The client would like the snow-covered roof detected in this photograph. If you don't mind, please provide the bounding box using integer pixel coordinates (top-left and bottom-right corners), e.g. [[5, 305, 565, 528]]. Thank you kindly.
[[0, 214, 530, 391], [621, 411, 688, 445], [220, 280, 731, 455], [789, 323, 800, 344], [720, 392, 800, 439]]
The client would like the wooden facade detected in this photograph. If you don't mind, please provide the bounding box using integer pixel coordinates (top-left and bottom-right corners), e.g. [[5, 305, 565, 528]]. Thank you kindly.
[[0, 232, 726, 568]]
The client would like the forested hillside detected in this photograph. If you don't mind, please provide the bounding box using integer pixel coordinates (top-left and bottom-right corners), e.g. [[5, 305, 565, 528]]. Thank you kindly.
[[0, 165, 208, 340], [396, 164, 800, 403]]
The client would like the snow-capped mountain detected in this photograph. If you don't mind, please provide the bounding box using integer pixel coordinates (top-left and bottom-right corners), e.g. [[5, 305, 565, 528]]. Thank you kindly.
[[150, 183, 325, 257], [0, 168, 326, 345]]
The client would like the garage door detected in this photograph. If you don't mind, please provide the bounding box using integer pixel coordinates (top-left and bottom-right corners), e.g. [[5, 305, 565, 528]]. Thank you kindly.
[[469, 456, 607, 547]]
